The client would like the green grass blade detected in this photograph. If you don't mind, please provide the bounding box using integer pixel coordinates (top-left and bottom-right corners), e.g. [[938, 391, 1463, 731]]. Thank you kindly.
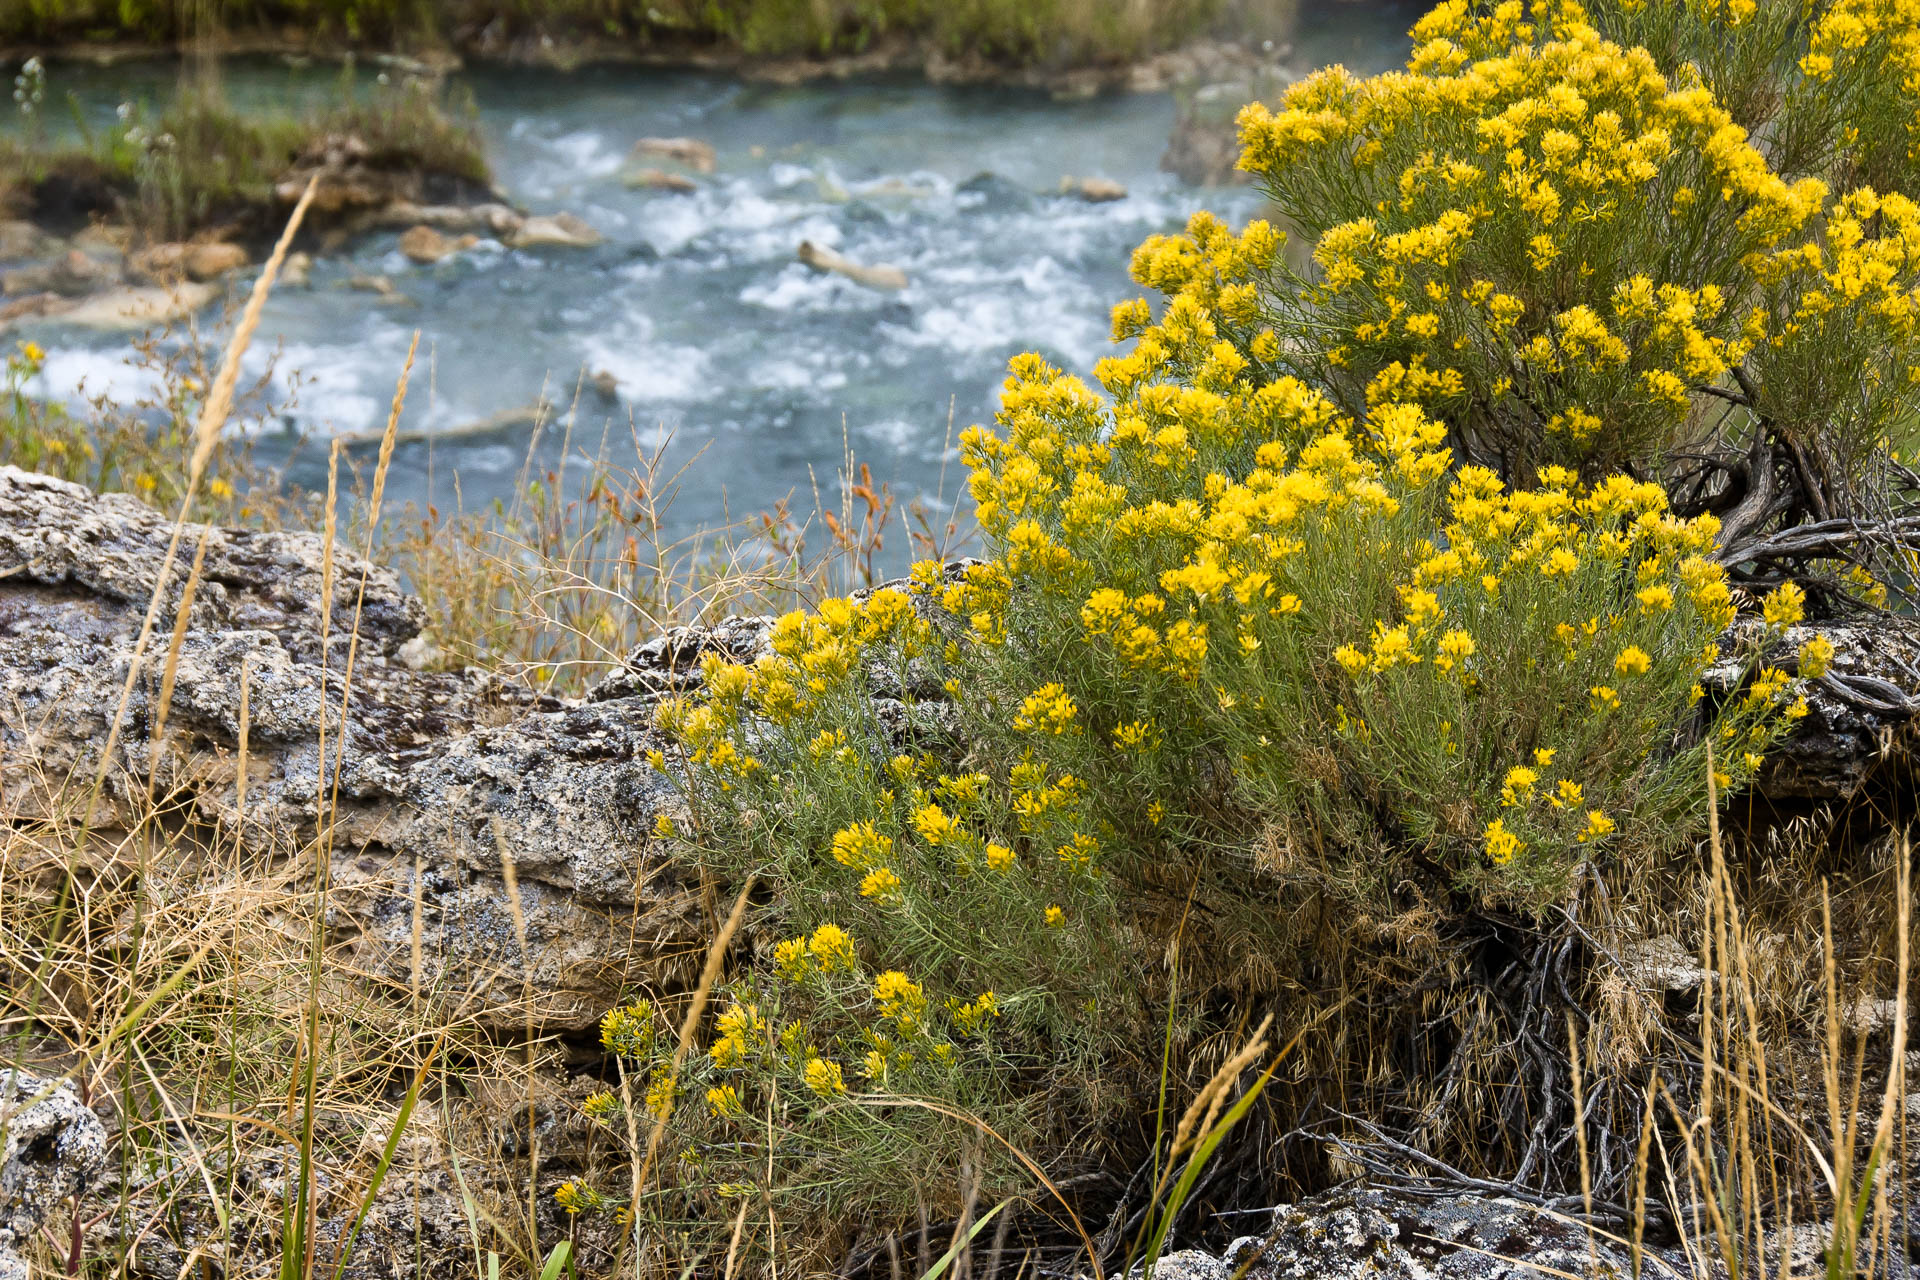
[[329, 1038, 442, 1280], [921, 1197, 1010, 1280], [1143, 1058, 1279, 1275], [537, 1241, 574, 1280]]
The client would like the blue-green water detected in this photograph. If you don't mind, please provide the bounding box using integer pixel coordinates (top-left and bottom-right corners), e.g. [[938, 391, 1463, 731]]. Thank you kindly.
[[5, 7, 1412, 547]]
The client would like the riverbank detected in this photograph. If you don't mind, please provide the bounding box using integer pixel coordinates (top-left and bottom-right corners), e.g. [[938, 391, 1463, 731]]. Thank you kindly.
[[2, 0, 1252, 82]]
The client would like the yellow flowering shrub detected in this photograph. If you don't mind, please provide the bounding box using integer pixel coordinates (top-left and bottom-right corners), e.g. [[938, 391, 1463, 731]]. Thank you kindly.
[[609, 0, 1901, 1255], [1587, 0, 1920, 193], [574, 924, 1017, 1244], [1202, 0, 1920, 506]]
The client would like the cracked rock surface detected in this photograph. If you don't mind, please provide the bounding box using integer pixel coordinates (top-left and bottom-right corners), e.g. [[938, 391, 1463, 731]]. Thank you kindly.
[[0, 1069, 107, 1280], [1191, 1190, 1688, 1280], [0, 466, 708, 1032]]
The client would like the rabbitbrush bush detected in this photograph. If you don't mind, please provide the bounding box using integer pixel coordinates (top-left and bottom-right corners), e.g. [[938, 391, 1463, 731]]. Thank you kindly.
[[573, 0, 1920, 1261]]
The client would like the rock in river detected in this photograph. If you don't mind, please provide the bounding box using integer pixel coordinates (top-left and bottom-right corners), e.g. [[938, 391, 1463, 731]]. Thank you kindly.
[[629, 136, 716, 173], [796, 239, 907, 291], [506, 212, 603, 250]]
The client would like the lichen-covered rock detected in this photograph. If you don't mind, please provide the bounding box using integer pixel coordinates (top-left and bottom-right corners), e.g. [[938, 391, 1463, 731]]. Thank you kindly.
[[1217, 1189, 1686, 1280], [1706, 616, 1920, 801], [0, 1069, 107, 1280], [0, 466, 706, 1032]]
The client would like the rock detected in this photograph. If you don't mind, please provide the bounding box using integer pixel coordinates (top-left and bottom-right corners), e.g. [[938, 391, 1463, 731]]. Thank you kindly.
[[3, 248, 121, 297], [1132, 1251, 1227, 1280], [1219, 1189, 1688, 1280], [398, 224, 478, 264], [126, 241, 189, 283], [274, 132, 435, 217], [349, 272, 398, 296], [1061, 174, 1128, 202], [0, 220, 47, 262], [630, 136, 716, 173], [796, 240, 907, 291], [0, 467, 710, 1032], [1616, 934, 1706, 993], [0, 293, 65, 329], [280, 251, 314, 289], [133, 240, 245, 283], [1163, 75, 1291, 187], [373, 201, 524, 238], [506, 212, 602, 250], [69, 224, 132, 254], [0, 1068, 108, 1280], [957, 172, 1034, 213], [1706, 616, 1920, 800], [336, 401, 550, 450], [184, 241, 246, 281], [43, 282, 217, 331], [622, 167, 699, 193]]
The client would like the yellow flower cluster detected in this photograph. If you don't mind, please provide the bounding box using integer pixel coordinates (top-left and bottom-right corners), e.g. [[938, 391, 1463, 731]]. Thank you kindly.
[[600, 1000, 657, 1059], [1193, 1, 1920, 476]]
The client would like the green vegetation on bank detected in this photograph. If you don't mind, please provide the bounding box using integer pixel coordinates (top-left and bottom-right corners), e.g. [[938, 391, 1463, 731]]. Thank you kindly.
[[3, 0, 1222, 66], [1, 65, 488, 239]]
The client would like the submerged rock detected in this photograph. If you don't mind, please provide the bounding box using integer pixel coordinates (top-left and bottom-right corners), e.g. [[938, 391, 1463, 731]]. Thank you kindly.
[[41, 281, 218, 330], [2, 247, 120, 297], [0, 220, 47, 262], [280, 251, 314, 288], [128, 240, 247, 283], [630, 136, 717, 173], [507, 212, 603, 249], [1061, 174, 1128, 202], [623, 166, 699, 193], [400, 223, 479, 263], [796, 239, 907, 291]]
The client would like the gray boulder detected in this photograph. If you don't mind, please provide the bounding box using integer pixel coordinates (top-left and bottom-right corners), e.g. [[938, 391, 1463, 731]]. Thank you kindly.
[[0, 467, 705, 1032], [1217, 1189, 1686, 1280], [0, 1069, 107, 1280]]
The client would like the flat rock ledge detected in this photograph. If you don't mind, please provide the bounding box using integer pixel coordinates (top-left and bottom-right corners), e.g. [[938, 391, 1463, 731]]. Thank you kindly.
[[0, 466, 715, 1032]]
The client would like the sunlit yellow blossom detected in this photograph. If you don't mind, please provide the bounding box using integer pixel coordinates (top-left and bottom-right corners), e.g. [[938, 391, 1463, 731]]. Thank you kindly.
[[860, 867, 903, 902], [1614, 646, 1652, 677], [600, 1002, 656, 1058], [1763, 582, 1806, 629], [804, 1057, 846, 1097], [1500, 766, 1537, 807], [809, 923, 858, 973], [832, 823, 892, 870], [1798, 634, 1836, 678], [1484, 818, 1523, 865]]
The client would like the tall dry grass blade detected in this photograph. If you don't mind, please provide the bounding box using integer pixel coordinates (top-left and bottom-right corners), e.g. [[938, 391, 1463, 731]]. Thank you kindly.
[[1565, 1014, 1596, 1271], [631, 877, 757, 1206], [236, 655, 251, 831], [489, 817, 540, 1259], [290, 436, 342, 1280], [324, 331, 418, 830], [87, 175, 317, 826]]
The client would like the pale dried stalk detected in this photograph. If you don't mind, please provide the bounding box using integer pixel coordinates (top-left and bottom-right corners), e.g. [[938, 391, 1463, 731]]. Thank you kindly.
[[88, 176, 317, 825]]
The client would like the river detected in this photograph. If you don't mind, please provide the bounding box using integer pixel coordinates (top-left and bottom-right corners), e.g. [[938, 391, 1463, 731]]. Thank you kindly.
[[10, 9, 1409, 557]]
